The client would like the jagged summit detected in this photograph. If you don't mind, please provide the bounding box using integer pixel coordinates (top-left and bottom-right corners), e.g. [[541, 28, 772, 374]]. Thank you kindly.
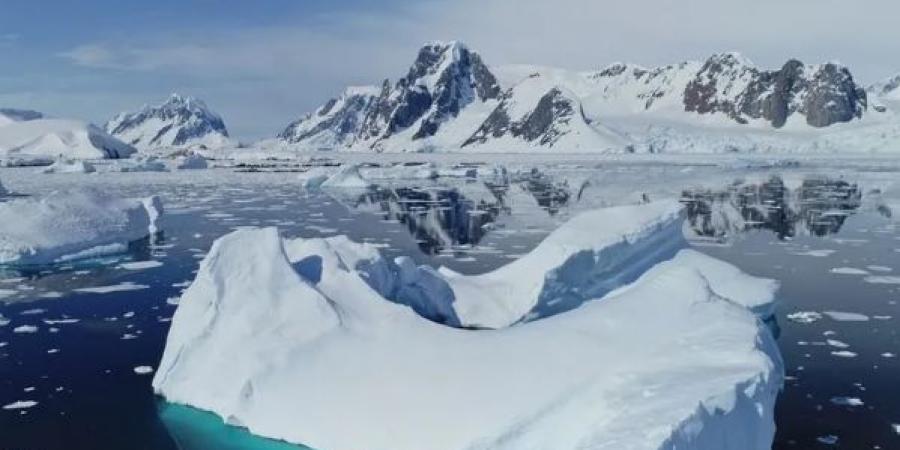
[[277, 43, 874, 153], [105, 93, 231, 150]]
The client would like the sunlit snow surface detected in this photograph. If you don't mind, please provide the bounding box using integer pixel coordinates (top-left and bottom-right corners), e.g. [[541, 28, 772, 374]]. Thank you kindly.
[[0, 154, 899, 449]]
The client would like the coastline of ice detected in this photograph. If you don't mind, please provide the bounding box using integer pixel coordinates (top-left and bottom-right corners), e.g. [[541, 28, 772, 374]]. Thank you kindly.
[[0, 189, 163, 266], [153, 202, 784, 450]]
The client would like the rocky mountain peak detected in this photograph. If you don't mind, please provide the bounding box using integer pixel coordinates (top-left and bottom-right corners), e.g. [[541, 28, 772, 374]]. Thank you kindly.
[[105, 93, 230, 149]]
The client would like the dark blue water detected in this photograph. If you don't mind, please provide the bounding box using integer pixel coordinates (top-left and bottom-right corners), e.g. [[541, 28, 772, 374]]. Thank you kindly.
[[0, 173, 897, 449]]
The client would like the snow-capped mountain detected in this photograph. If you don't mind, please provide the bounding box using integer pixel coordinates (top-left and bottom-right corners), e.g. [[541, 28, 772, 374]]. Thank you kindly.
[[278, 42, 881, 153], [105, 94, 231, 150]]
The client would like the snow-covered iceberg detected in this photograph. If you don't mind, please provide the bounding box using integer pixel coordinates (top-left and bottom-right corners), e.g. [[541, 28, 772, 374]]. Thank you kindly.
[[154, 201, 783, 450], [320, 164, 372, 189], [0, 118, 136, 159], [175, 153, 209, 170], [0, 190, 163, 265]]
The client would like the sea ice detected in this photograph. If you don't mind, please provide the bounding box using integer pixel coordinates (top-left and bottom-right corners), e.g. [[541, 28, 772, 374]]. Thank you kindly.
[[154, 202, 784, 450], [2, 400, 38, 410], [829, 267, 869, 275]]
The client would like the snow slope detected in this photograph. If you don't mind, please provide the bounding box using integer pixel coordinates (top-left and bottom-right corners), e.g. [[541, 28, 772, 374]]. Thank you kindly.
[[0, 190, 163, 265], [154, 203, 783, 450], [0, 119, 136, 159]]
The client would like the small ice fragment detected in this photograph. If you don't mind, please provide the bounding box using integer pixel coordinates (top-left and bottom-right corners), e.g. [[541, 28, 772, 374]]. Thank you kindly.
[[118, 261, 164, 271], [2, 400, 37, 410], [74, 282, 149, 294], [787, 311, 822, 324], [830, 397, 864, 406], [13, 325, 38, 334], [826, 339, 850, 349], [823, 311, 869, 322], [831, 351, 858, 358], [864, 276, 900, 285], [133, 366, 154, 375], [816, 435, 839, 445], [19, 308, 46, 316], [830, 267, 869, 275]]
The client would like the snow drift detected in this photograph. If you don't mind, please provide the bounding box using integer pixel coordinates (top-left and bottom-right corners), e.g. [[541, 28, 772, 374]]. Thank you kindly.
[[154, 201, 783, 450], [0, 190, 163, 265]]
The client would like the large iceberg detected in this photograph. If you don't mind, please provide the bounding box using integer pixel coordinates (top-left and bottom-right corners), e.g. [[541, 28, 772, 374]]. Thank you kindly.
[[0, 118, 136, 159], [154, 201, 783, 450], [0, 190, 163, 265]]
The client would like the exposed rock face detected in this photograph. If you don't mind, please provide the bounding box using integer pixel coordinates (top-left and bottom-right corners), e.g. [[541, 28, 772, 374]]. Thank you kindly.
[[684, 54, 866, 128], [279, 41, 501, 150], [465, 88, 580, 147], [278, 44, 871, 152], [279, 87, 380, 147], [105, 94, 230, 149]]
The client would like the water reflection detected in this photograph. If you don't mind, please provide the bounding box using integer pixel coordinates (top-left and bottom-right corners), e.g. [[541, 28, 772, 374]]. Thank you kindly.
[[682, 176, 862, 242], [346, 186, 505, 254]]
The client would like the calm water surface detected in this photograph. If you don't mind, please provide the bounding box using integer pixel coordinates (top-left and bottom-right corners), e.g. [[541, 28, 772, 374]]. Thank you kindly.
[[0, 169, 897, 449]]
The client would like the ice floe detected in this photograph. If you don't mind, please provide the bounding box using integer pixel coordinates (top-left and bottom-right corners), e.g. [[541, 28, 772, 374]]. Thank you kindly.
[[0, 190, 163, 266], [154, 202, 783, 450], [320, 164, 372, 189]]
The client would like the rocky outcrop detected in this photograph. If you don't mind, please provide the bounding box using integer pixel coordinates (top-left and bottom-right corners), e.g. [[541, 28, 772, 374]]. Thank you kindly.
[[684, 53, 866, 128]]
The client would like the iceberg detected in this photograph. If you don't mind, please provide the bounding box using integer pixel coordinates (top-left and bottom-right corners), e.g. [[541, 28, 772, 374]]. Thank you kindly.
[[117, 155, 169, 173], [0, 118, 135, 159], [0, 190, 163, 265], [320, 164, 372, 189], [41, 158, 97, 174], [176, 154, 209, 170], [154, 202, 783, 450]]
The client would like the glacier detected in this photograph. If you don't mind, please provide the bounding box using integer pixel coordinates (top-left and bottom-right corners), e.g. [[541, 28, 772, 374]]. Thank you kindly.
[[0, 117, 136, 160], [153, 201, 783, 450], [0, 189, 164, 265]]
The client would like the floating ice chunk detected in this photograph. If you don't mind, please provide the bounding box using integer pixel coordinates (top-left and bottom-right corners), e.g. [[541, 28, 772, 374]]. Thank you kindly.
[[2, 400, 37, 410], [0, 190, 164, 266], [119, 260, 164, 271], [864, 275, 900, 285], [320, 164, 372, 189], [831, 351, 858, 358], [0, 289, 14, 299], [866, 265, 893, 273], [0, 314, 9, 326], [793, 249, 835, 257], [817, 435, 839, 445], [830, 397, 864, 406], [155, 206, 784, 450], [74, 282, 150, 294], [829, 267, 869, 275], [41, 158, 96, 174], [298, 168, 331, 191], [823, 311, 870, 322], [175, 154, 208, 170], [118, 155, 168, 172], [826, 339, 850, 349], [133, 366, 154, 375], [13, 325, 37, 334], [787, 311, 822, 323]]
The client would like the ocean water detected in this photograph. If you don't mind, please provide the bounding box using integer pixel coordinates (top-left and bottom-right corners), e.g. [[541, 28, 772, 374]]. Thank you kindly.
[[0, 167, 897, 449]]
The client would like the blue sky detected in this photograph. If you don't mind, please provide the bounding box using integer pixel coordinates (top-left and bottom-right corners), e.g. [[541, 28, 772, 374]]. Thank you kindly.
[[3, 0, 900, 140]]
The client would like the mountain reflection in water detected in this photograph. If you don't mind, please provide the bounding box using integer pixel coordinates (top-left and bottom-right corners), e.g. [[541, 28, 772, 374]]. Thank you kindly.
[[682, 176, 863, 242], [338, 177, 572, 255]]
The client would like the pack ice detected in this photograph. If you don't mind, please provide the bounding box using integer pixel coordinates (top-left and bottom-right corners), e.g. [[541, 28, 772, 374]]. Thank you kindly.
[[0, 190, 163, 265], [154, 201, 783, 450]]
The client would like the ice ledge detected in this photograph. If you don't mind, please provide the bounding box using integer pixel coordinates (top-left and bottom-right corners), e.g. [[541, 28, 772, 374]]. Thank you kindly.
[[154, 202, 783, 450]]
